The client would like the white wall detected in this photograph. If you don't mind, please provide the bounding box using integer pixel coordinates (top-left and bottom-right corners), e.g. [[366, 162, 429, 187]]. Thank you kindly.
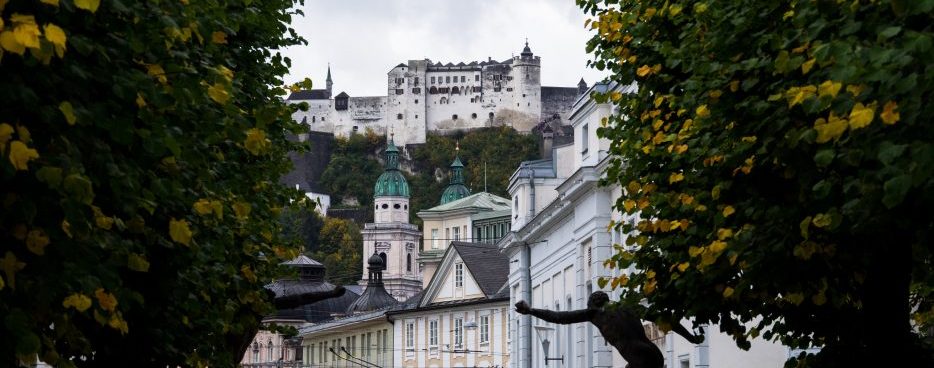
[[395, 303, 511, 368]]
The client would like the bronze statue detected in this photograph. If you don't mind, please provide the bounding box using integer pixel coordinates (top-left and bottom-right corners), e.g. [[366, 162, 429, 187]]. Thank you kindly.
[[515, 291, 703, 368]]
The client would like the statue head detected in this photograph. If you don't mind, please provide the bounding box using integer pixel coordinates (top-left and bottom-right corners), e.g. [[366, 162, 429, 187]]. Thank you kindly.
[[587, 291, 610, 309]]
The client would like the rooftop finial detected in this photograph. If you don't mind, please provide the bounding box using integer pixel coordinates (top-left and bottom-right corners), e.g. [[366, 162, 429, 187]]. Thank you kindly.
[[455, 140, 460, 152]]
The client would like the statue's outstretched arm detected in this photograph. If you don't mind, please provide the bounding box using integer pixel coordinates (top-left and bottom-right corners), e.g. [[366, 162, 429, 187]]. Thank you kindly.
[[670, 322, 705, 344], [515, 300, 592, 324]]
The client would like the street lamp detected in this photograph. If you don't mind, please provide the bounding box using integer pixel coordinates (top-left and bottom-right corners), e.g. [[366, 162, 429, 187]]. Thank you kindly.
[[534, 325, 564, 366]]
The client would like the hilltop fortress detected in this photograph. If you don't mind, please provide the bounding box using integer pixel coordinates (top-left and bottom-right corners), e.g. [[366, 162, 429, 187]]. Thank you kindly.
[[287, 41, 587, 146]]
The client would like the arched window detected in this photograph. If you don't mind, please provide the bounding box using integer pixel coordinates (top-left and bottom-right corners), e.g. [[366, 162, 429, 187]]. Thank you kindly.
[[451, 86, 460, 94], [312, 116, 316, 122], [471, 113, 477, 119], [379, 252, 387, 271], [407, 253, 412, 272], [429, 86, 438, 94], [452, 114, 458, 120], [440, 97, 448, 104], [267, 340, 273, 361], [489, 112, 494, 119], [252, 342, 259, 363]]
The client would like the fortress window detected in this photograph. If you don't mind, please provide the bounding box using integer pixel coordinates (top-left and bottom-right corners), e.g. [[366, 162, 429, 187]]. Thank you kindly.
[[471, 113, 477, 119], [412, 88, 421, 94], [414, 77, 419, 85], [395, 89, 404, 95], [526, 73, 529, 79], [475, 75, 480, 81], [452, 114, 458, 120], [440, 97, 448, 104], [429, 87, 438, 94], [522, 94, 526, 97], [353, 126, 358, 132], [415, 115, 418, 118], [312, 116, 316, 122], [451, 86, 460, 94], [460, 76, 465, 83], [489, 112, 494, 119], [397, 113, 403, 120], [415, 99, 419, 104], [446, 76, 450, 83], [322, 117, 325, 121], [431, 76, 435, 84]]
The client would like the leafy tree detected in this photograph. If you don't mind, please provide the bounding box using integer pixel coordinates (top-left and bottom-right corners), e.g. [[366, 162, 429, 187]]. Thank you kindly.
[[0, 0, 309, 366], [580, 0, 934, 365], [319, 130, 384, 208], [313, 217, 362, 285], [280, 202, 324, 252], [408, 127, 538, 224]]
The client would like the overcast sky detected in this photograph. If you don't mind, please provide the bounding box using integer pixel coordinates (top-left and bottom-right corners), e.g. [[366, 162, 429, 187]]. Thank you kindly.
[[282, 0, 608, 96]]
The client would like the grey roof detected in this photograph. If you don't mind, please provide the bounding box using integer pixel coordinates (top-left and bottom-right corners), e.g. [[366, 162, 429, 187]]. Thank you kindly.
[[281, 254, 323, 267], [471, 209, 511, 222], [269, 286, 360, 322], [335, 91, 349, 98], [395, 63, 407, 68], [420, 192, 511, 213], [299, 307, 390, 335], [346, 284, 397, 314], [451, 241, 509, 296], [511, 159, 557, 181], [287, 89, 330, 100]]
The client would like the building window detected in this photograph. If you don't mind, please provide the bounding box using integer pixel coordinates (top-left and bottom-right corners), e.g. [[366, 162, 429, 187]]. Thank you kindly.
[[397, 113, 403, 119], [454, 318, 464, 347], [252, 343, 259, 363], [312, 116, 316, 122], [453, 226, 460, 241], [431, 229, 439, 249], [406, 322, 415, 348], [429, 320, 439, 346], [431, 76, 435, 84], [582, 123, 590, 155], [452, 114, 458, 120], [322, 341, 327, 362], [463, 225, 467, 240], [461, 76, 466, 82], [455, 263, 464, 287], [353, 126, 359, 132], [379, 252, 387, 271], [415, 99, 419, 104], [475, 74, 480, 81], [407, 253, 412, 272], [414, 77, 419, 85], [471, 113, 477, 119], [267, 340, 273, 361], [322, 116, 325, 121], [489, 112, 495, 120], [446, 76, 451, 83], [445, 228, 450, 243], [393, 203, 401, 209], [480, 315, 490, 343]]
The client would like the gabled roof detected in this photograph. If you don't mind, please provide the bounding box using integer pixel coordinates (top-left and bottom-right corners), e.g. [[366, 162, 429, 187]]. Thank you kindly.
[[419, 192, 510, 214], [451, 242, 509, 296], [335, 91, 349, 98], [395, 63, 407, 68], [411, 241, 508, 309], [281, 254, 323, 267], [287, 89, 330, 100]]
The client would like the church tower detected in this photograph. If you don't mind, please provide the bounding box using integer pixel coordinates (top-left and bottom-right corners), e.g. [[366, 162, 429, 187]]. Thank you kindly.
[[439, 142, 471, 205], [325, 64, 333, 98], [360, 135, 423, 301]]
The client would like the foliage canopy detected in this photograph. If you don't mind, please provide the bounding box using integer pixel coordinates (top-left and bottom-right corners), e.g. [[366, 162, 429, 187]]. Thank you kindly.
[[0, 0, 308, 366], [580, 0, 934, 365]]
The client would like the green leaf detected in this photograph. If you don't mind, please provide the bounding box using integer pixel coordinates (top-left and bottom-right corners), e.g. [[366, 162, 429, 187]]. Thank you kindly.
[[878, 26, 901, 40], [36, 166, 63, 188], [63, 174, 95, 205], [814, 149, 834, 167], [128, 253, 150, 272], [877, 142, 907, 166], [882, 175, 911, 208]]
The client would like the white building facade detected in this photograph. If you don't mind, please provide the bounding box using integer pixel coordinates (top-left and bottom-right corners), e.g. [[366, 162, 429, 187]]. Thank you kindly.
[[501, 82, 792, 368]]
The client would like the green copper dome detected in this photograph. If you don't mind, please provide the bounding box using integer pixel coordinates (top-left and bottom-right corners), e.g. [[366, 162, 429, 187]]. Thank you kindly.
[[374, 138, 410, 198], [440, 155, 470, 205]]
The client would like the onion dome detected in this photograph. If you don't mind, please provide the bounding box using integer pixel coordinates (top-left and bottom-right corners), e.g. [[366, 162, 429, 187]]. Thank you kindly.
[[373, 136, 410, 198]]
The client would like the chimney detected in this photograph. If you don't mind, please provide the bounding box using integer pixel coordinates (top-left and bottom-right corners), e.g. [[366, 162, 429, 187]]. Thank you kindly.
[[541, 125, 554, 159]]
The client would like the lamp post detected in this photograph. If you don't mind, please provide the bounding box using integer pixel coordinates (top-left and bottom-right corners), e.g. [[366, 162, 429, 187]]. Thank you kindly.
[[534, 325, 564, 366]]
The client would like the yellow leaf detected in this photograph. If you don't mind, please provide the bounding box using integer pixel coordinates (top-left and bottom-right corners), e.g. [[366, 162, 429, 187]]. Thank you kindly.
[[0, 31, 25, 55], [43, 23, 66, 57], [722, 205, 735, 217], [74, 0, 101, 13], [244, 128, 269, 155], [63, 293, 92, 312], [646, 270, 656, 279], [209, 200, 223, 219], [741, 136, 757, 143], [610, 91, 622, 101], [669, 4, 683, 17], [695, 104, 710, 118], [644, 7, 657, 18], [241, 265, 257, 283], [135, 93, 146, 108], [848, 102, 876, 130], [812, 213, 832, 228], [146, 64, 168, 84], [233, 201, 251, 220], [791, 43, 808, 54], [108, 312, 129, 334], [814, 112, 848, 143], [653, 95, 664, 108], [669, 172, 684, 184], [643, 279, 657, 294], [193, 199, 213, 215], [41, 0, 59, 5], [11, 14, 40, 49], [717, 228, 733, 240], [785, 85, 816, 107], [783, 10, 794, 20], [688, 246, 703, 257], [694, 2, 708, 13], [880, 101, 899, 125], [211, 31, 227, 44], [729, 80, 740, 92], [801, 58, 816, 74], [127, 253, 150, 272], [846, 84, 864, 97], [818, 80, 842, 99], [723, 286, 734, 298], [710, 240, 728, 253], [94, 288, 118, 312], [636, 65, 651, 77], [59, 101, 77, 125], [9, 140, 39, 170], [708, 89, 722, 99], [169, 218, 192, 246], [623, 199, 636, 212], [677, 262, 689, 272], [25, 229, 49, 255], [0, 123, 13, 151], [207, 82, 230, 104]]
